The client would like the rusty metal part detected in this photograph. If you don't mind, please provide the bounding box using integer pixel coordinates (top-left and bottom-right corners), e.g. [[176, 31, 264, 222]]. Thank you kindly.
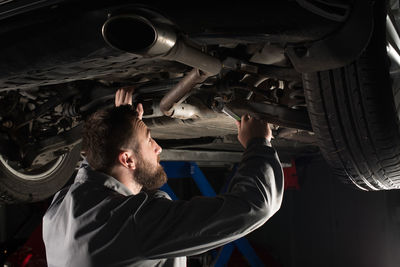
[[159, 68, 209, 117], [102, 14, 221, 75]]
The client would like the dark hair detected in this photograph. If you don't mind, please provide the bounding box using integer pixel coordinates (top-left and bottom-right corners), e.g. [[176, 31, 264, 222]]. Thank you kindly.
[[82, 105, 140, 172]]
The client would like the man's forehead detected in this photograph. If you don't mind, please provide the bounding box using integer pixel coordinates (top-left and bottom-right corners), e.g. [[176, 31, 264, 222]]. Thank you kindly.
[[132, 119, 149, 135]]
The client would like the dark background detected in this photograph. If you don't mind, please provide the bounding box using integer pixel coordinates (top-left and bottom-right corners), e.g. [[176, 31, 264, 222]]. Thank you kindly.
[[247, 156, 400, 267]]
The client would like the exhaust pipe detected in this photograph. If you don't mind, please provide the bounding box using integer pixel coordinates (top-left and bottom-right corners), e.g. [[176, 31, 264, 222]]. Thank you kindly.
[[159, 68, 209, 117], [102, 14, 222, 75]]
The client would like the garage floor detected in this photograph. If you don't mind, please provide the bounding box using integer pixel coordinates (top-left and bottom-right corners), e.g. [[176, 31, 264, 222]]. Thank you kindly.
[[2, 154, 400, 267]]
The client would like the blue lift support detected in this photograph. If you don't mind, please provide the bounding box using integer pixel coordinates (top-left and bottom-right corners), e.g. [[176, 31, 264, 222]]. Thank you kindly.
[[160, 161, 264, 267]]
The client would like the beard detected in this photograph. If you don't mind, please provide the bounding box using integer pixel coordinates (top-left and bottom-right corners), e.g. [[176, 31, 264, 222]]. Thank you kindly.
[[133, 155, 167, 191]]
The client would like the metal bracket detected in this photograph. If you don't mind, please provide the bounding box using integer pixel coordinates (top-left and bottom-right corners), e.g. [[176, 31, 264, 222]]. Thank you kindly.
[[225, 99, 312, 131], [286, 0, 374, 73]]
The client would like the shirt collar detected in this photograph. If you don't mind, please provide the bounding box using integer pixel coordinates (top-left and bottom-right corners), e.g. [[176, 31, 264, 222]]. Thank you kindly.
[[74, 159, 133, 196]]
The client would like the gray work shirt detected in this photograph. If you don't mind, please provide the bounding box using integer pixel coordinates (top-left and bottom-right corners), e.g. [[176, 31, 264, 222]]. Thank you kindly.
[[43, 138, 284, 267]]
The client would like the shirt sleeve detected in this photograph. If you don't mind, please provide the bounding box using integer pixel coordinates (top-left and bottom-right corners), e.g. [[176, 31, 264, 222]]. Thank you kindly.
[[133, 137, 284, 259]]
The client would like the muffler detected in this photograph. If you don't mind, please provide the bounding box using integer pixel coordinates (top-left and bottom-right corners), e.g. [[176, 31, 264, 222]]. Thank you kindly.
[[102, 14, 222, 76]]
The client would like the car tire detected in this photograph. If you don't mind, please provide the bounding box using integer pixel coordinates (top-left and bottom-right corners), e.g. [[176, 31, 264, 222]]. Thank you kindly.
[[0, 144, 81, 203], [303, 1, 400, 190]]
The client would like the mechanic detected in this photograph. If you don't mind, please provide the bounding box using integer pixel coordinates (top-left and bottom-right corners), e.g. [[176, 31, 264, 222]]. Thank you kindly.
[[42, 88, 284, 267]]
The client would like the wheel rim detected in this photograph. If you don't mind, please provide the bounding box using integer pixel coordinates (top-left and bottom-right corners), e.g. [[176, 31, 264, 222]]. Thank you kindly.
[[0, 154, 66, 181], [387, 2, 400, 127], [387, 2, 400, 72]]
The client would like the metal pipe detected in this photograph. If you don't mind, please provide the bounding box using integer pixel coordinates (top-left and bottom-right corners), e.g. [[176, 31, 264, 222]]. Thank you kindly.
[[102, 14, 221, 75], [162, 40, 221, 75], [159, 68, 209, 116], [102, 15, 177, 56]]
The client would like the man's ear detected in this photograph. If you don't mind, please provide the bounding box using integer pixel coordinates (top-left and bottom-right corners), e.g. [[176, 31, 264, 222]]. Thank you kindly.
[[118, 151, 136, 170]]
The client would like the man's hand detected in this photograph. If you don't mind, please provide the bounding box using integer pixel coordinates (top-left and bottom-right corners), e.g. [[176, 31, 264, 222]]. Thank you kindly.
[[235, 115, 272, 148], [115, 87, 144, 120]]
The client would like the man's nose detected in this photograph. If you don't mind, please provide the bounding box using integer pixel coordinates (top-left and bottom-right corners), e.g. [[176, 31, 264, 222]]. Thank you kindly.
[[155, 142, 162, 155]]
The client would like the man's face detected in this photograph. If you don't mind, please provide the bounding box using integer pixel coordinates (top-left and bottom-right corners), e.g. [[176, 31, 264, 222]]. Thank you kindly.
[[133, 122, 167, 191]]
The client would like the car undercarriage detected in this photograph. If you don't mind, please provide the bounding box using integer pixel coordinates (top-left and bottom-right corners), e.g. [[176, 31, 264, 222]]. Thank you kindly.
[[1, 0, 400, 203]]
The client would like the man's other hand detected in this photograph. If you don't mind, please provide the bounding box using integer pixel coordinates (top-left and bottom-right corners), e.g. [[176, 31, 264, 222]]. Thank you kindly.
[[235, 115, 272, 148], [115, 87, 144, 120]]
